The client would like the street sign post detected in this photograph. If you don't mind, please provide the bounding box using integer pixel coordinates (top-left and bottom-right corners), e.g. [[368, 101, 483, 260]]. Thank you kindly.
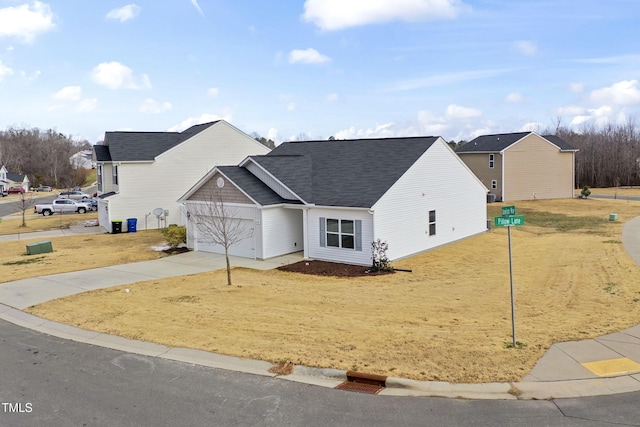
[[493, 206, 524, 348]]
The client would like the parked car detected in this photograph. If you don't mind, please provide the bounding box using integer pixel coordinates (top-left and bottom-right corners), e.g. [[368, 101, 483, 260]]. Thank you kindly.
[[0, 190, 7, 197], [34, 199, 92, 216], [85, 198, 98, 211], [34, 186, 53, 192], [58, 190, 91, 200], [8, 187, 25, 194]]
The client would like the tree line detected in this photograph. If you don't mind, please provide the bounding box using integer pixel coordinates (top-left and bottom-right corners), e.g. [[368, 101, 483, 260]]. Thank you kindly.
[[0, 126, 90, 189], [553, 121, 640, 188]]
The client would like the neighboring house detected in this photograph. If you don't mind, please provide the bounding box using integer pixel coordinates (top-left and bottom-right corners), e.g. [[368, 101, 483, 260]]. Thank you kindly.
[[70, 149, 95, 169], [456, 132, 578, 202], [0, 165, 30, 192], [92, 120, 270, 231], [0, 165, 7, 192], [179, 136, 488, 265]]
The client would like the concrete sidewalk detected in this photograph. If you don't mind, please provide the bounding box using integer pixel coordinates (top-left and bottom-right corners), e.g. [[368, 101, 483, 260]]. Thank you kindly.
[[1, 218, 640, 400]]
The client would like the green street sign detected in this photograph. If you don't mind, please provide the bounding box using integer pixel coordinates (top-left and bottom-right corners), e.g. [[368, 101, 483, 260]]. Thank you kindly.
[[502, 205, 516, 217], [494, 215, 525, 227]]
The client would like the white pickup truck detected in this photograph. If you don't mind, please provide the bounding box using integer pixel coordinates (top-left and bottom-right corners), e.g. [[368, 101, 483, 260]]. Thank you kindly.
[[34, 199, 92, 216]]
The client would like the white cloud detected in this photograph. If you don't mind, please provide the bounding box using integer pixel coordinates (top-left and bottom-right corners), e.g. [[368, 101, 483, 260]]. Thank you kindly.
[[139, 98, 172, 114], [519, 122, 543, 133], [326, 93, 339, 102], [569, 82, 584, 93], [514, 40, 537, 56], [302, 0, 467, 31], [557, 105, 585, 116], [20, 69, 41, 81], [191, 0, 204, 16], [167, 111, 233, 132], [286, 102, 296, 111], [445, 104, 481, 119], [91, 61, 151, 90], [590, 80, 640, 106], [288, 48, 331, 64], [388, 68, 512, 92], [77, 98, 97, 112], [106, 4, 141, 22], [207, 87, 219, 97], [267, 128, 279, 141], [0, 1, 55, 43], [53, 85, 81, 101], [506, 92, 524, 103], [570, 105, 614, 127], [0, 60, 14, 82]]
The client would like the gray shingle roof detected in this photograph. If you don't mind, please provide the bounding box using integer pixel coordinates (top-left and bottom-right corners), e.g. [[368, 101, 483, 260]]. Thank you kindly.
[[457, 132, 576, 153], [93, 121, 219, 162], [217, 166, 301, 206], [542, 134, 578, 151], [93, 145, 111, 162], [7, 172, 25, 182], [456, 132, 531, 152], [247, 136, 439, 208]]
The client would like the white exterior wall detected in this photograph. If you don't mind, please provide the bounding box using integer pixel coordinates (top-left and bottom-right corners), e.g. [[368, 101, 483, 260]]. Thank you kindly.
[[101, 121, 269, 230], [261, 207, 304, 259], [307, 207, 373, 265], [373, 139, 488, 261]]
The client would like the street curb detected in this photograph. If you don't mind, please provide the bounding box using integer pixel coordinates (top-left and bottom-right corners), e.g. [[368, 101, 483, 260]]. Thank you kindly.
[[1, 304, 640, 400]]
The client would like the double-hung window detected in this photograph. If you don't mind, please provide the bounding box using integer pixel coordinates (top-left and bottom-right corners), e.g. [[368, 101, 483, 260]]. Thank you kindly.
[[428, 210, 436, 236], [491, 179, 497, 189], [320, 217, 362, 251], [489, 154, 495, 169], [326, 219, 355, 249], [112, 164, 119, 185]]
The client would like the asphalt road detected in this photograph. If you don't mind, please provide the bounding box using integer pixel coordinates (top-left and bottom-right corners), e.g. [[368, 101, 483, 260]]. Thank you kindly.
[[1, 320, 639, 427]]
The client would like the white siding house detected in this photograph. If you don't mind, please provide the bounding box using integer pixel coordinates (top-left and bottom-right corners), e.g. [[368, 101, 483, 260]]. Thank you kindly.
[[93, 120, 270, 232], [180, 136, 488, 265]]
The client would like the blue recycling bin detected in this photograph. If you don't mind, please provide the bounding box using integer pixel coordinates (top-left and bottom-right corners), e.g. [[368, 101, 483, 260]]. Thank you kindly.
[[127, 218, 137, 233]]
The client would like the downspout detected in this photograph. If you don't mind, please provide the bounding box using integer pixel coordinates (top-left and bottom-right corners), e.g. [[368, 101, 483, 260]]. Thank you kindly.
[[501, 151, 506, 202], [302, 207, 309, 260]]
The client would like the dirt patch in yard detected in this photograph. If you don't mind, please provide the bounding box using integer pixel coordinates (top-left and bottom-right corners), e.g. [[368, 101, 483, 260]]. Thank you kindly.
[[278, 260, 394, 277]]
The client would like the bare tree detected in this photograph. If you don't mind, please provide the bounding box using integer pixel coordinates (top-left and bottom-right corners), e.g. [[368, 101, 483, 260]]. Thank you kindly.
[[187, 185, 253, 286], [13, 192, 35, 227]]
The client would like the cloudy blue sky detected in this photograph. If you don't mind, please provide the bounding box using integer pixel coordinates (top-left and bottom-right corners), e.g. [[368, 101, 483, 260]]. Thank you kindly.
[[0, 0, 639, 144]]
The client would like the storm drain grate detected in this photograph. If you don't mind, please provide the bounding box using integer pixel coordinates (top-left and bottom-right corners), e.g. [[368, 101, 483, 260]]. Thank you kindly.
[[335, 381, 384, 394], [335, 370, 387, 394]]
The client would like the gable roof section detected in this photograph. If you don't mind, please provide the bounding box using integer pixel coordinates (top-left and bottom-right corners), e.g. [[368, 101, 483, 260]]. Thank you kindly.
[[456, 132, 530, 153], [255, 136, 439, 208], [7, 172, 26, 182], [95, 121, 219, 162], [217, 166, 301, 206], [457, 132, 577, 153]]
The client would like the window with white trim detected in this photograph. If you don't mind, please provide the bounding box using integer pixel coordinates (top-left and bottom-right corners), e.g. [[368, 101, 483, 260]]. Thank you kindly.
[[112, 164, 118, 185], [319, 217, 362, 251], [491, 179, 497, 189], [489, 154, 495, 169], [428, 210, 436, 236], [326, 219, 355, 249]]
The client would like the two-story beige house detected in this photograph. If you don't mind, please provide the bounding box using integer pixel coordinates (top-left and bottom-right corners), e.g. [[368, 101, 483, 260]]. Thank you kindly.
[[456, 132, 577, 202]]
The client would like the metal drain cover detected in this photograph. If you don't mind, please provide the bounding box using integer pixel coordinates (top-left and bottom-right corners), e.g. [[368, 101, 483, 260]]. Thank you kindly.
[[335, 381, 384, 394]]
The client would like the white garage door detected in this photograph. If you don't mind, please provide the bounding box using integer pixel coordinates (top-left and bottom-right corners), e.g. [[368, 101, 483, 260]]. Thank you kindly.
[[193, 216, 255, 258]]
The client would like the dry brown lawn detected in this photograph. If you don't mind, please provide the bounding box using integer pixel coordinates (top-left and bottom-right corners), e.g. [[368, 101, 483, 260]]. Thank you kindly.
[[22, 198, 640, 383], [0, 212, 99, 235], [588, 187, 640, 196], [0, 229, 166, 283]]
